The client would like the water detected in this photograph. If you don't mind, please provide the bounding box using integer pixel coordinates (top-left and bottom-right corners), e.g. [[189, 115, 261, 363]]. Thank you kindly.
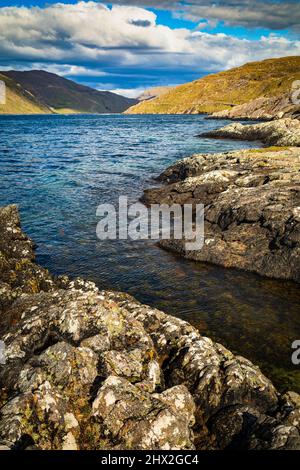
[[1, 114, 300, 392]]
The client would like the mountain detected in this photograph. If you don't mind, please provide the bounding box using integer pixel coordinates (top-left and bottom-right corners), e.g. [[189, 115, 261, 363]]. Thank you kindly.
[[0, 73, 51, 114], [138, 86, 174, 102], [0, 70, 137, 114], [125, 56, 300, 118]]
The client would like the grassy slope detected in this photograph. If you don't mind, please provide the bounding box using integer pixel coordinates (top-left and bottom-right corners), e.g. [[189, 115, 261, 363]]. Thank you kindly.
[[0, 74, 51, 115], [138, 86, 174, 101], [126, 56, 300, 114]]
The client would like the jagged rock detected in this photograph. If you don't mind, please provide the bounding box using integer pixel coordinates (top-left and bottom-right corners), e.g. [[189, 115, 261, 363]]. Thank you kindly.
[[92, 376, 195, 450], [201, 118, 300, 147], [210, 94, 300, 121], [142, 147, 300, 282], [0, 205, 300, 450], [0, 205, 57, 322]]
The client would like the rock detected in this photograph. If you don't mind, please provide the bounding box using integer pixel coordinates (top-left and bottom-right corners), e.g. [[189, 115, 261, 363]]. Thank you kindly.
[[0, 205, 57, 328], [142, 147, 300, 283], [92, 376, 195, 450], [210, 94, 300, 121], [1, 205, 300, 450], [201, 118, 300, 147]]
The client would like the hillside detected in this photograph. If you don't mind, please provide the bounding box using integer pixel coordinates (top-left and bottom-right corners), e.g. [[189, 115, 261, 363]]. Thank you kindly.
[[126, 56, 300, 116], [1, 70, 137, 114], [0, 73, 51, 115], [138, 86, 174, 102]]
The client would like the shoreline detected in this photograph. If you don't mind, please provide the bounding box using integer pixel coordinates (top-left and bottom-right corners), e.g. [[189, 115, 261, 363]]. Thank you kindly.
[[0, 115, 300, 449], [142, 142, 300, 283], [200, 118, 300, 147], [1, 204, 300, 450]]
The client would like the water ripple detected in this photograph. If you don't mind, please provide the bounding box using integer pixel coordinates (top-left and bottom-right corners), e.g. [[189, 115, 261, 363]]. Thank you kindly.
[[0, 114, 300, 391]]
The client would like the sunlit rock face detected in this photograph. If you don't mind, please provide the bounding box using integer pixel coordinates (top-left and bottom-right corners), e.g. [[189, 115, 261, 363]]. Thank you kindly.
[[0, 205, 300, 450], [142, 146, 300, 283], [201, 119, 300, 147]]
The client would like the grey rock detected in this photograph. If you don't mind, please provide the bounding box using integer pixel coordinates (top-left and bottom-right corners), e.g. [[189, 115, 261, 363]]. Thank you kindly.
[[0, 205, 300, 449], [210, 94, 300, 121], [142, 147, 300, 283], [92, 376, 195, 450], [201, 118, 300, 147]]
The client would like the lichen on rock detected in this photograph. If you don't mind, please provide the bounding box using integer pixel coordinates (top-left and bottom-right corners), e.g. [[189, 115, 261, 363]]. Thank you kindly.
[[201, 118, 300, 147], [142, 147, 300, 283], [1, 205, 300, 450]]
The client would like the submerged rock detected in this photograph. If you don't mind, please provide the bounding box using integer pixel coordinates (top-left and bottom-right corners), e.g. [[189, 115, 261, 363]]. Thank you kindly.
[[142, 147, 300, 283], [0, 205, 300, 450], [201, 118, 300, 147]]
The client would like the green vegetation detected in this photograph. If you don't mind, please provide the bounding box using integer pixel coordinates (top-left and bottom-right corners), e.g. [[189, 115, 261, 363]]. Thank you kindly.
[[247, 146, 292, 153], [126, 56, 300, 115]]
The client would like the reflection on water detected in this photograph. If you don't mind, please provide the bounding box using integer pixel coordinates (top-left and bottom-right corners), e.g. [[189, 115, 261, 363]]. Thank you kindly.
[[0, 114, 300, 392]]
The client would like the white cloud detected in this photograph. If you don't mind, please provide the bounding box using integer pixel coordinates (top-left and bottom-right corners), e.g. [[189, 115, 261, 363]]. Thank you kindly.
[[0, 1, 299, 78], [49, 65, 109, 77], [0, 62, 110, 81], [114, 0, 300, 31], [106, 87, 147, 98], [0, 2, 188, 60], [0, 62, 109, 76], [177, 1, 300, 31]]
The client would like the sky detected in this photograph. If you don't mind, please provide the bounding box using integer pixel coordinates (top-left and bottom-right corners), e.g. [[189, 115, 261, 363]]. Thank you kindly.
[[0, 1, 299, 97]]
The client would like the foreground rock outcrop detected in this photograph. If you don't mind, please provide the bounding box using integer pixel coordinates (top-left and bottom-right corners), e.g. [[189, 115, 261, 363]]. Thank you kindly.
[[201, 118, 300, 147], [210, 93, 300, 121], [1, 205, 300, 450], [142, 147, 300, 283]]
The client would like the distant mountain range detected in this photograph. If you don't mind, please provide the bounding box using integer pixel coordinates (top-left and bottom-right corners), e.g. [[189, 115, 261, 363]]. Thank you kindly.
[[126, 56, 300, 120], [2, 57, 300, 118], [0, 70, 137, 114]]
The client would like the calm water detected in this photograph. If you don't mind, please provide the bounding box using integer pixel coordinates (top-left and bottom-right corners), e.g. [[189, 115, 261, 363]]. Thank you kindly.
[[1, 114, 300, 391]]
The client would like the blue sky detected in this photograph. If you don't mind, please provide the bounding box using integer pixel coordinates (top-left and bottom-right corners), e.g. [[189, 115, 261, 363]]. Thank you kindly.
[[0, 1, 299, 97]]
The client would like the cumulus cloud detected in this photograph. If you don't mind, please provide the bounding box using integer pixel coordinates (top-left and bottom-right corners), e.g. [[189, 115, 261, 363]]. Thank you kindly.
[[0, 62, 110, 77], [178, 0, 300, 31], [0, 3, 190, 62], [114, 0, 300, 31], [0, 1, 299, 90]]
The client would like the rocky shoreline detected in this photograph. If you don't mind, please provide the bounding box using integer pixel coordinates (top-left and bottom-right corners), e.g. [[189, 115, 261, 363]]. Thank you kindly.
[[142, 146, 300, 283], [209, 94, 300, 121], [201, 118, 300, 147], [1, 205, 300, 450]]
